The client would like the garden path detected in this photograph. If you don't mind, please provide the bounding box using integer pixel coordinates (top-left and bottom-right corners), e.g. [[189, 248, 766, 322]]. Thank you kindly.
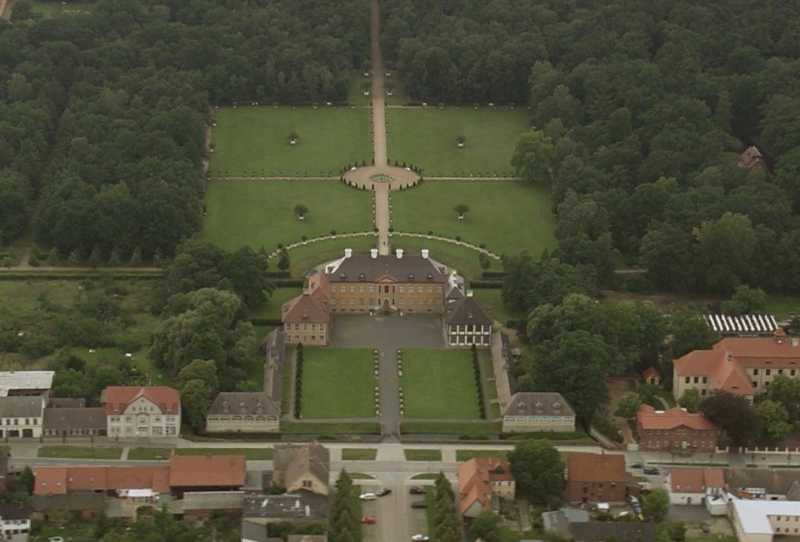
[[370, 0, 392, 255]]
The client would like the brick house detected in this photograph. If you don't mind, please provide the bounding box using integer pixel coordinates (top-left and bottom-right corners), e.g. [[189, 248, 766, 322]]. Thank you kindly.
[[458, 457, 515, 518], [565, 453, 633, 504], [672, 331, 800, 401], [636, 405, 718, 452], [501, 392, 575, 433], [102, 386, 180, 439]]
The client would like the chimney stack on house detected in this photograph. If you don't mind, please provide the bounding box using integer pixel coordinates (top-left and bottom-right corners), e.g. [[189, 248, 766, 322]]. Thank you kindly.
[[421, 249, 430, 259], [370, 248, 378, 259], [344, 248, 353, 259], [395, 249, 404, 259]]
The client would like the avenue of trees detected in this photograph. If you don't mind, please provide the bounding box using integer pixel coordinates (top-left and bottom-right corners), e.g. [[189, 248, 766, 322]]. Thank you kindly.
[[0, 0, 368, 254]]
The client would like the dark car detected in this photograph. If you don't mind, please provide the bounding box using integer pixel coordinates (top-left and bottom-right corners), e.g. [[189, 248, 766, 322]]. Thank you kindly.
[[643, 467, 660, 475], [409, 487, 425, 495], [376, 488, 392, 497], [411, 501, 428, 509], [630, 463, 643, 469]]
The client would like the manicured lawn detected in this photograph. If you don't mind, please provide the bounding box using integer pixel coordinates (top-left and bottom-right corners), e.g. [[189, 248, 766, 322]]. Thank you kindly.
[[410, 473, 439, 480], [399, 349, 481, 419], [38, 446, 122, 459], [391, 180, 556, 258], [390, 236, 499, 280], [175, 447, 274, 460], [300, 348, 375, 418], [281, 421, 381, 434], [342, 448, 377, 460], [404, 449, 442, 461], [209, 107, 372, 176], [473, 288, 523, 325], [250, 287, 303, 321], [456, 449, 509, 462], [478, 351, 501, 419], [275, 235, 377, 277], [203, 180, 372, 252], [128, 448, 172, 460], [387, 108, 529, 176]]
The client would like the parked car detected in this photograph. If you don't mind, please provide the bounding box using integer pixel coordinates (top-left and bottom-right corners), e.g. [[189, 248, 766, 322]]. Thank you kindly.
[[361, 516, 377, 525], [359, 492, 377, 501], [630, 463, 643, 469], [409, 486, 425, 495], [376, 488, 392, 497], [411, 535, 430, 542], [643, 467, 660, 475], [411, 501, 428, 509]]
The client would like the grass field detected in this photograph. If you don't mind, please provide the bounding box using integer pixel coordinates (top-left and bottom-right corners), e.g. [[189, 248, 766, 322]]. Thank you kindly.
[[400, 349, 481, 419], [391, 181, 556, 258], [342, 448, 377, 460], [473, 289, 522, 325], [280, 421, 381, 434], [203, 180, 373, 252], [175, 447, 274, 460], [404, 449, 442, 461], [209, 107, 372, 176], [387, 108, 529, 176], [456, 449, 509, 462], [301, 348, 375, 418], [390, 237, 499, 279], [127, 448, 172, 460], [250, 287, 303, 320], [38, 446, 122, 459]]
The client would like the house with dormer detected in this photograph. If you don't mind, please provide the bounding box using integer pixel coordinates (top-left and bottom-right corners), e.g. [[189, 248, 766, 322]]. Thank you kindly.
[[205, 392, 279, 433], [501, 392, 575, 433], [101, 386, 180, 439]]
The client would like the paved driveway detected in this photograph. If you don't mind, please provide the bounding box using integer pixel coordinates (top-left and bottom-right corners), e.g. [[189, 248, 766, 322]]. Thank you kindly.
[[332, 314, 445, 438]]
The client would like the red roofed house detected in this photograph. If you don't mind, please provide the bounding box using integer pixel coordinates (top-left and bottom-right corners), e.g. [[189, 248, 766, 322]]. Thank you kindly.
[[566, 453, 635, 505], [636, 404, 718, 452], [168, 455, 246, 496], [672, 331, 800, 402], [101, 386, 180, 439], [642, 367, 661, 386], [458, 457, 515, 518], [282, 272, 331, 346], [667, 468, 725, 507]]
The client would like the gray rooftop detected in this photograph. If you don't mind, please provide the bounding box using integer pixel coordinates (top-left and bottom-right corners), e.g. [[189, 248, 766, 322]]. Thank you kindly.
[[207, 392, 279, 417], [0, 371, 53, 396], [725, 468, 800, 498], [43, 407, 107, 432], [445, 294, 492, 326], [326, 252, 448, 283], [503, 392, 575, 418], [0, 396, 44, 418], [242, 492, 328, 520], [273, 443, 330, 494]]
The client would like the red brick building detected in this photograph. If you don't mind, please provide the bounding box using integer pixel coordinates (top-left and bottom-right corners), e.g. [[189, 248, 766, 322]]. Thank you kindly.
[[565, 453, 634, 504], [636, 405, 718, 452]]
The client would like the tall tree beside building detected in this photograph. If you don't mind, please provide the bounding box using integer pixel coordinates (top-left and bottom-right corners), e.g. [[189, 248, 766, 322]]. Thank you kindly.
[[508, 439, 565, 506], [330, 470, 361, 542]]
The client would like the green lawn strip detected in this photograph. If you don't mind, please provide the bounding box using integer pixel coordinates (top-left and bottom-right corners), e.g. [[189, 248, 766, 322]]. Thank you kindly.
[[276, 235, 377, 278], [410, 473, 439, 480], [400, 421, 502, 435], [350, 472, 375, 480], [281, 421, 381, 434], [209, 107, 372, 176], [400, 349, 481, 419], [765, 294, 800, 320], [342, 448, 377, 460], [391, 180, 556, 259], [473, 288, 523, 325], [502, 430, 596, 445], [404, 449, 442, 461], [281, 346, 296, 414], [456, 449, 509, 462], [391, 236, 497, 279], [38, 446, 122, 460], [478, 351, 501, 419], [388, 108, 529, 176], [348, 71, 372, 106], [301, 347, 375, 418], [250, 287, 303, 321], [127, 448, 173, 460], [175, 447, 273, 460], [203, 180, 372, 252]]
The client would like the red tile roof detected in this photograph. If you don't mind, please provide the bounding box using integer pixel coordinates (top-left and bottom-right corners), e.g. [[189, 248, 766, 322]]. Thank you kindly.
[[642, 367, 661, 380], [637, 405, 716, 431], [567, 453, 625, 483], [281, 293, 330, 324], [168, 455, 246, 488], [458, 457, 513, 516], [101, 386, 180, 415], [670, 468, 725, 493], [34, 465, 170, 496]]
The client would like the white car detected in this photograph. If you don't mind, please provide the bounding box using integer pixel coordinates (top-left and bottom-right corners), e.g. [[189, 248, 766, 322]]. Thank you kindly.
[[359, 492, 377, 501], [411, 535, 430, 542]]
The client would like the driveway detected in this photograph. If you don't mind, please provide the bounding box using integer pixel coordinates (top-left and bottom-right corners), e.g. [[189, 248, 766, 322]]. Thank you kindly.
[[332, 314, 444, 438]]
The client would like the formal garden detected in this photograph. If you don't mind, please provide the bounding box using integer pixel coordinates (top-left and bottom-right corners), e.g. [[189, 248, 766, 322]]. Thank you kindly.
[[387, 108, 529, 176], [297, 347, 376, 418], [208, 106, 372, 177]]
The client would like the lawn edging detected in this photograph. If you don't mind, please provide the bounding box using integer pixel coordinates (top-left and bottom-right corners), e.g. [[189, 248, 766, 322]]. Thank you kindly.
[[390, 232, 500, 260], [267, 232, 377, 260]]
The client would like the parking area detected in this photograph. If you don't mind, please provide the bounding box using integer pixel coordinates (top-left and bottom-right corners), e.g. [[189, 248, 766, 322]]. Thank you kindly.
[[358, 479, 433, 542]]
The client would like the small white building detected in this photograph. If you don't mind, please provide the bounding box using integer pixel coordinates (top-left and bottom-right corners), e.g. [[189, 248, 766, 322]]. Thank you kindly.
[[0, 397, 45, 439], [0, 503, 31, 541], [102, 386, 181, 439], [730, 497, 800, 542], [502, 392, 576, 433]]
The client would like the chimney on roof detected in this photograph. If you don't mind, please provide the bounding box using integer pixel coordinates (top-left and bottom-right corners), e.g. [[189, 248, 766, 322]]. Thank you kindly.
[[421, 249, 429, 259], [344, 248, 353, 258], [396, 248, 404, 259], [775, 328, 787, 344], [370, 248, 378, 259]]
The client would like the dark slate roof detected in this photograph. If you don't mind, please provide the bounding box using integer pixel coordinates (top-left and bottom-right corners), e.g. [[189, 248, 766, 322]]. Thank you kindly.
[[208, 392, 279, 417], [242, 492, 329, 520], [570, 522, 656, 542], [31, 493, 105, 513], [725, 468, 800, 498], [48, 397, 86, 408], [282, 293, 330, 324], [0, 503, 29, 520], [503, 392, 575, 418], [43, 407, 106, 432], [274, 443, 330, 492], [328, 253, 447, 283], [0, 396, 43, 418], [445, 295, 491, 326]]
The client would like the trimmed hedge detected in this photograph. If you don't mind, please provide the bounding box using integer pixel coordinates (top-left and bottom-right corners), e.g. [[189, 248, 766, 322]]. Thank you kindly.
[[481, 271, 508, 279], [468, 280, 503, 289], [249, 318, 283, 326], [271, 279, 304, 287]]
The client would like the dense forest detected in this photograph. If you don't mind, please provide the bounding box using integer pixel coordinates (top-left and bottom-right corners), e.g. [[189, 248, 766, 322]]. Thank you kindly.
[[384, 0, 800, 294], [0, 0, 369, 257]]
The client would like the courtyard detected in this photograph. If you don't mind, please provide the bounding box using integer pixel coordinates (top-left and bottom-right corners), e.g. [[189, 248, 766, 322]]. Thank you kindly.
[[399, 349, 482, 419], [209, 106, 372, 177], [300, 347, 375, 418]]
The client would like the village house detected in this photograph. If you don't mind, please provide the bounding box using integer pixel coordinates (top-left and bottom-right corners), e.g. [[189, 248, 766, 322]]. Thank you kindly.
[[642, 367, 661, 386], [0, 396, 45, 439], [565, 453, 635, 505], [636, 405, 718, 452], [272, 443, 330, 496], [102, 386, 181, 439], [501, 392, 575, 433], [206, 393, 280, 434], [0, 503, 31, 542], [458, 457, 515, 518], [667, 468, 725, 508], [43, 407, 107, 438], [672, 331, 800, 401]]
